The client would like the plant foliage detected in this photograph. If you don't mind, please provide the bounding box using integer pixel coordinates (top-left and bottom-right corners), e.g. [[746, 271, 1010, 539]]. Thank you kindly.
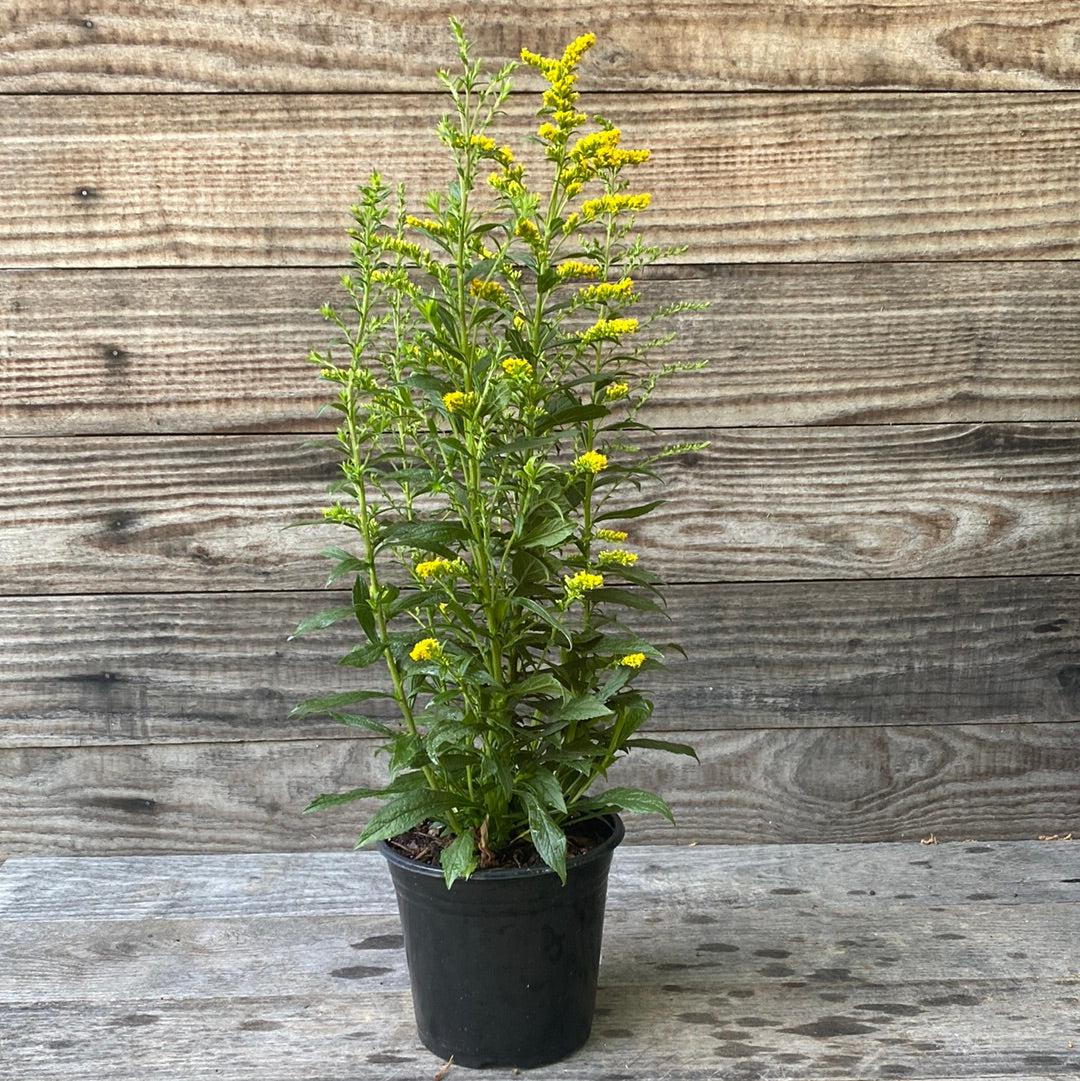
[[297, 23, 707, 886]]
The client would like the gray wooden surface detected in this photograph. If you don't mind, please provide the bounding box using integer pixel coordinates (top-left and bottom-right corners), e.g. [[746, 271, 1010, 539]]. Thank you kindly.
[[2, 839, 1078, 1079], [7, 263, 1080, 436], [4, 2, 1079, 92], [3, 4, 1079, 857], [6, 93, 1080, 266]]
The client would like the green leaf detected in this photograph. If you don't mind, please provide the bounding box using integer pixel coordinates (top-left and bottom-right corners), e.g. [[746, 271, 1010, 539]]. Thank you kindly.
[[352, 578, 378, 642], [522, 767, 567, 814], [388, 732, 424, 775], [536, 402, 609, 432], [590, 786, 675, 825], [327, 712, 393, 736], [287, 606, 354, 640], [596, 500, 665, 522], [440, 829, 478, 889], [590, 587, 665, 614], [556, 695, 613, 722], [524, 793, 567, 883], [289, 689, 393, 719], [510, 671, 564, 700], [322, 546, 367, 585], [625, 738, 699, 760], [355, 789, 451, 848], [516, 597, 572, 646], [338, 641, 386, 669], [304, 786, 383, 813], [520, 520, 576, 550]]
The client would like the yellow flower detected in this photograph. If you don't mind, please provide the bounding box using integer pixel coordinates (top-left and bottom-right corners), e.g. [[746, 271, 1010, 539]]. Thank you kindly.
[[605, 381, 630, 401], [578, 317, 639, 345], [618, 652, 646, 669], [469, 133, 497, 153], [581, 193, 652, 221], [564, 570, 604, 599], [555, 260, 599, 281], [573, 450, 608, 474], [442, 390, 475, 414], [410, 638, 442, 662], [470, 279, 509, 304], [500, 356, 533, 380], [599, 548, 637, 567], [415, 558, 465, 581], [515, 218, 543, 250], [580, 277, 635, 304], [405, 215, 445, 235], [595, 528, 627, 542], [521, 33, 596, 134]]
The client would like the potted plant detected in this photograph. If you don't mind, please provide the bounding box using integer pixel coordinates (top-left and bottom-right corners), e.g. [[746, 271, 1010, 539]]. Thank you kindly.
[[294, 23, 707, 1069]]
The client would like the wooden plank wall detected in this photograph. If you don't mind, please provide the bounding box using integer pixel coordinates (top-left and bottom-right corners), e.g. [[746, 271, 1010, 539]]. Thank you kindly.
[[1, 3, 1078, 854]]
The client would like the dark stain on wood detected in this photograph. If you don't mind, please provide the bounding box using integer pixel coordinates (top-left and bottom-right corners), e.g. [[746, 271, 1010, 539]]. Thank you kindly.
[[109, 1013, 159, 1026], [919, 993, 984, 1007], [783, 1016, 877, 1038], [351, 934, 404, 950], [84, 796, 157, 815], [101, 345, 130, 375], [329, 964, 392, 980], [238, 1019, 283, 1032]]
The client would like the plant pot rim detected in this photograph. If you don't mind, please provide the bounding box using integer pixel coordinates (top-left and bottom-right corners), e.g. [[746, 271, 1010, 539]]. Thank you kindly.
[[377, 812, 625, 881]]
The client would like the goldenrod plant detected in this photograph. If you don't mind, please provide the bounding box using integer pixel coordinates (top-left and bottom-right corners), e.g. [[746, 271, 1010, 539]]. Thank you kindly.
[[296, 22, 708, 885]]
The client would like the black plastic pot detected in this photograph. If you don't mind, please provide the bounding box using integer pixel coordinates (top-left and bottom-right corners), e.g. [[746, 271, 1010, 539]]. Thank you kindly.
[[379, 814, 625, 1069]]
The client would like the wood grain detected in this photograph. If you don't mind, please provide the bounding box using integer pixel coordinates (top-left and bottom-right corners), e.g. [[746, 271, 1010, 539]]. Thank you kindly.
[[2, 425, 1077, 593], [5, 906, 1077, 1003], [3, 2, 1079, 91], [5, 984, 1076, 1081], [2, 576, 1077, 747], [5, 93, 1080, 267], [4, 841, 1075, 922], [1, 722, 1076, 854], [5, 262, 1080, 434]]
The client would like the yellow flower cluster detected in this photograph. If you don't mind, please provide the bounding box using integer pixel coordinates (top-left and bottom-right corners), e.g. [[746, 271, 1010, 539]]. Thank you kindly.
[[410, 638, 442, 662], [521, 33, 596, 141], [556, 260, 600, 281], [605, 381, 630, 401], [618, 652, 646, 669], [501, 356, 533, 379], [415, 557, 466, 581], [579, 277, 635, 304], [442, 390, 475, 414], [470, 279, 508, 304], [405, 215, 445, 236], [596, 528, 627, 542], [573, 450, 608, 474], [564, 128, 650, 189], [579, 317, 639, 344], [381, 235, 441, 276], [599, 548, 638, 567], [564, 570, 604, 599], [488, 164, 527, 199], [581, 193, 652, 221], [465, 133, 514, 168], [515, 218, 543, 252]]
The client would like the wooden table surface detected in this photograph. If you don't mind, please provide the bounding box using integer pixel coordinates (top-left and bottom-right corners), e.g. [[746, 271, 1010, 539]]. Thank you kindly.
[[1, 840, 1077, 1079]]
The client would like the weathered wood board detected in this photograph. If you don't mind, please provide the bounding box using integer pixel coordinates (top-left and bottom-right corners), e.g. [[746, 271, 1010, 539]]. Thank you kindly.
[[5, 262, 1080, 435], [2, 842, 1078, 1079], [3, 2, 1079, 92], [2, 425, 1077, 593], [1, 576, 1077, 747], [3, 841, 1075, 922], [5, 93, 1080, 266], [2, 722, 1076, 854]]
